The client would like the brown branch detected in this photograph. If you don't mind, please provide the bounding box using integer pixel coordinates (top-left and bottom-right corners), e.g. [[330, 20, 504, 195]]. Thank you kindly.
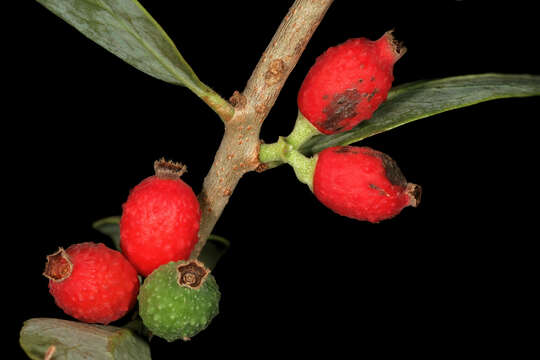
[[191, 0, 334, 259]]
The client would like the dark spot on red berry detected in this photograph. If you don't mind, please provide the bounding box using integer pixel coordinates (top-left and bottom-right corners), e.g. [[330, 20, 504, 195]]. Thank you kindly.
[[321, 89, 362, 132], [322, 94, 329, 100], [334, 146, 359, 154], [378, 153, 407, 187], [369, 183, 389, 197], [370, 76, 375, 82], [363, 148, 407, 187], [334, 146, 351, 153], [367, 88, 379, 102]]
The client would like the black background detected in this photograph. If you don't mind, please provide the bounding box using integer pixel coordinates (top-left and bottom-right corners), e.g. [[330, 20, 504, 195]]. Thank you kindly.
[[11, 1, 537, 358]]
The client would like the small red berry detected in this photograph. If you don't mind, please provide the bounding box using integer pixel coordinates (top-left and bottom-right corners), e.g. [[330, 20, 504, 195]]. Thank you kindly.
[[44, 242, 139, 324], [313, 146, 421, 223], [120, 159, 201, 276], [297, 31, 406, 135]]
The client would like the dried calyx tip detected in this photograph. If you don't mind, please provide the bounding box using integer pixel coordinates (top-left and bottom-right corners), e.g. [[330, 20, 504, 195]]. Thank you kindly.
[[177, 260, 210, 290], [384, 29, 407, 61], [43, 247, 73, 282], [406, 183, 422, 207], [154, 158, 187, 180]]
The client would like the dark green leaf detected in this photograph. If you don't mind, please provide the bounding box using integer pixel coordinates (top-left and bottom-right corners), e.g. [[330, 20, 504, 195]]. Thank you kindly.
[[93, 216, 121, 251], [199, 234, 230, 270], [300, 73, 540, 155], [20, 318, 151, 360], [36, 0, 210, 95], [122, 315, 153, 341]]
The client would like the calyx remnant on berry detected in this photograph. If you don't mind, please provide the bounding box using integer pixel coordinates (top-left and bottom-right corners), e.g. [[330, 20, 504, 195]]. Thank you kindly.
[[154, 158, 187, 180], [406, 183, 422, 207], [177, 260, 209, 290], [45, 242, 140, 325], [43, 248, 73, 282]]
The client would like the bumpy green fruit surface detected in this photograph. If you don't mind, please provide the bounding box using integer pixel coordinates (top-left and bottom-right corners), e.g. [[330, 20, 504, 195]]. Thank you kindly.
[[138, 260, 220, 342]]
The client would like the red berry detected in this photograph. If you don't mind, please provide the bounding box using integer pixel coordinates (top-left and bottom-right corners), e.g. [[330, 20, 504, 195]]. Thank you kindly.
[[297, 31, 405, 135], [120, 159, 201, 276], [313, 146, 421, 223], [44, 242, 139, 324]]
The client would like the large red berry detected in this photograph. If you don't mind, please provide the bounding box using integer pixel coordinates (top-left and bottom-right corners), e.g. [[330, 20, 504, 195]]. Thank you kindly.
[[297, 31, 405, 135], [120, 159, 201, 276], [44, 242, 139, 324], [313, 146, 421, 223]]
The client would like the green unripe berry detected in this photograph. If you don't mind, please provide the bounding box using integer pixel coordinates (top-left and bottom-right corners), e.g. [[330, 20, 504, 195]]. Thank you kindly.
[[138, 260, 220, 342]]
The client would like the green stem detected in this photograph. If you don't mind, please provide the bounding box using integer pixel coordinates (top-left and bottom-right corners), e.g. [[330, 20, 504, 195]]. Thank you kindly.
[[259, 138, 288, 163], [282, 148, 318, 191], [285, 111, 321, 148], [259, 137, 317, 189], [191, 0, 335, 259], [259, 112, 320, 166]]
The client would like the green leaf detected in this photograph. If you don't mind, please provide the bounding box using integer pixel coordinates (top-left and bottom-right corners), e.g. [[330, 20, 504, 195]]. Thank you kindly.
[[199, 234, 230, 270], [299, 73, 540, 155], [20, 318, 151, 360], [36, 0, 233, 120], [93, 216, 121, 251], [37, 0, 200, 89]]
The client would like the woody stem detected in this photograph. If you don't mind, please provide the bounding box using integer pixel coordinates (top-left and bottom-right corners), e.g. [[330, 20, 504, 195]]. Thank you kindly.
[[191, 0, 334, 259]]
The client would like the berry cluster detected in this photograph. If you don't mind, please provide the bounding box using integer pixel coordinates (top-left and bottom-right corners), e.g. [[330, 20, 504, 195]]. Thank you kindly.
[[43, 159, 219, 342], [42, 31, 419, 345], [285, 30, 421, 222]]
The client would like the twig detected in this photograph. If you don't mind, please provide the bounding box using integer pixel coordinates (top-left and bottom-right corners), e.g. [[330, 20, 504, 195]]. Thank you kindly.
[[191, 0, 334, 258]]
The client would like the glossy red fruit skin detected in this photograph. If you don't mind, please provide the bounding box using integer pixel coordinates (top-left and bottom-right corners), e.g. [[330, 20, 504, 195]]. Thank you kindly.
[[47, 242, 139, 324], [297, 31, 405, 135], [120, 176, 201, 277], [313, 146, 415, 223]]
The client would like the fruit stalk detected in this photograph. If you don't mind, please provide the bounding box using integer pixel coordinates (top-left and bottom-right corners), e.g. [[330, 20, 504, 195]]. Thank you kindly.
[[191, 0, 335, 258], [282, 147, 318, 191], [285, 111, 321, 148]]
